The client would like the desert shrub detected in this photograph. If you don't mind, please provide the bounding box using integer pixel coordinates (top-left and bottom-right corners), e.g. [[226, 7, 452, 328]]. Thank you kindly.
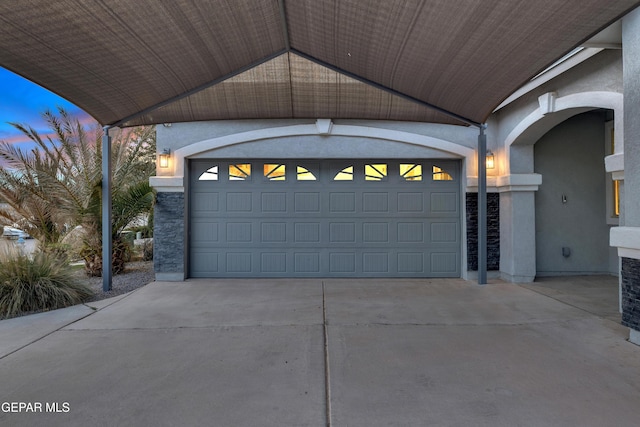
[[41, 242, 73, 262], [142, 239, 153, 261], [0, 249, 93, 319]]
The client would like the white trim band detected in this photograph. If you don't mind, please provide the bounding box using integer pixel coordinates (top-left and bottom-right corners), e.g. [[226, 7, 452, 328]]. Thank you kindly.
[[611, 227, 640, 260]]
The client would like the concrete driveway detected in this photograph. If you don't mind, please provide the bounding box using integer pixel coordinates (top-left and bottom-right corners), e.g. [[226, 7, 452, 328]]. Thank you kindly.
[[1, 276, 639, 426]]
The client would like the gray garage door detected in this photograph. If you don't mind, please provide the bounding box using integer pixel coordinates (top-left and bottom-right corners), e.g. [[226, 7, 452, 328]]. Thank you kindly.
[[189, 159, 460, 278]]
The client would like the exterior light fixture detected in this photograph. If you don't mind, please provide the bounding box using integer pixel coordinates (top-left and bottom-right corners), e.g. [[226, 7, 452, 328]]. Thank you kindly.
[[159, 148, 171, 168], [486, 150, 495, 169]]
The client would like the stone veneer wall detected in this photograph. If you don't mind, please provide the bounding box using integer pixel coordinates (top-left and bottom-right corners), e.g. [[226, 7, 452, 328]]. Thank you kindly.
[[621, 257, 640, 331], [466, 193, 500, 271], [154, 192, 185, 275]]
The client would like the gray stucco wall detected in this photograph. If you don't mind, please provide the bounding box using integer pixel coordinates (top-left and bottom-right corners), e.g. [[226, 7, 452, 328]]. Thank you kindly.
[[495, 49, 623, 149], [157, 119, 478, 154], [534, 111, 614, 275]]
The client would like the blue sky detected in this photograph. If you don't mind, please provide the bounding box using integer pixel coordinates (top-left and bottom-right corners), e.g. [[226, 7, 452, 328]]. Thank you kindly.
[[0, 67, 90, 148]]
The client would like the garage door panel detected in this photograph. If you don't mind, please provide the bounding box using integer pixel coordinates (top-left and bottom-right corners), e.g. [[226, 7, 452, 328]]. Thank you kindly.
[[329, 192, 356, 213], [430, 222, 458, 243], [261, 252, 287, 273], [191, 251, 220, 276], [397, 252, 426, 273], [261, 222, 287, 242], [261, 192, 287, 212], [363, 252, 389, 273], [397, 192, 424, 213], [191, 192, 219, 213], [330, 222, 356, 243], [397, 222, 425, 243], [294, 192, 321, 212], [191, 220, 219, 243], [226, 192, 252, 212], [189, 160, 460, 277], [226, 252, 253, 273], [294, 222, 321, 243], [363, 192, 389, 212], [430, 252, 459, 274], [294, 252, 321, 273], [226, 222, 252, 243], [330, 252, 357, 273], [363, 222, 389, 243], [429, 192, 459, 215]]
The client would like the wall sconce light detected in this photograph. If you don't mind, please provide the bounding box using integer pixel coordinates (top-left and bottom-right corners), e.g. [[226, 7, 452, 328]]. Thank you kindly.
[[159, 148, 170, 168], [486, 151, 495, 169]]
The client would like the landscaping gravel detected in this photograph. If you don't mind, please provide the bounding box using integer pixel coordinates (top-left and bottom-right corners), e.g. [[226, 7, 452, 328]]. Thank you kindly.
[[80, 261, 155, 302]]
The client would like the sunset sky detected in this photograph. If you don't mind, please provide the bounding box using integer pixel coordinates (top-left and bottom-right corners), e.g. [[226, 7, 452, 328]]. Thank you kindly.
[[0, 67, 91, 149]]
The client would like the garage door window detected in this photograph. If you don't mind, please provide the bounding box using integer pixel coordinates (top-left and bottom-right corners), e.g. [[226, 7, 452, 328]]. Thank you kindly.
[[334, 166, 354, 181], [198, 165, 219, 181], [297, 166, 317, 181], [365, 164, 388, 181], [229, 164, 251, 181], [400, 164, 422, 181], [264, 164, 286, 181], [433, 165, 453, 181]]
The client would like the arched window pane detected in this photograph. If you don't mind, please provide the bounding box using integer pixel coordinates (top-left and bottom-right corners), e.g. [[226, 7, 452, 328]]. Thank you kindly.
[[400, 164, 422, 181], [229, 164, 251, 181], [264, 163, 286, 181], [365, 164, 387, 181], [433, 165, 453, 181], [334, 166, 354, 181], [297, 166, 317, 181], [198, 165, 218, 181]]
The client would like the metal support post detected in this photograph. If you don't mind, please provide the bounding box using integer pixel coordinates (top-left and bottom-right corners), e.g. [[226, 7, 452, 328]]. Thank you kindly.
[[478, 125, 488, 284], [102, 126, 113, 292]]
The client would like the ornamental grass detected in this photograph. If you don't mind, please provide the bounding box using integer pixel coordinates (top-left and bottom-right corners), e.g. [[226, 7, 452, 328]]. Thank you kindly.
[[0, 249, 93, 319]]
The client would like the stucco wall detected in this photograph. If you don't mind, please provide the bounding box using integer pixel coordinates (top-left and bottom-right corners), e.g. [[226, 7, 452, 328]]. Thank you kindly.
[[534, 111, 615, 275], [495, 49, 622, 149], [157, 119, 478, 154]]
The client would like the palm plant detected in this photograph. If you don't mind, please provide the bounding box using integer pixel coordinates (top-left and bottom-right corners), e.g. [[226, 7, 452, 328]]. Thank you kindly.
[[0, 107, 156, 275]]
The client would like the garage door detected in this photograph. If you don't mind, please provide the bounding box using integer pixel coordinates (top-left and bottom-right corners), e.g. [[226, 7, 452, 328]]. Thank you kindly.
[[189, 159, 460, 278]]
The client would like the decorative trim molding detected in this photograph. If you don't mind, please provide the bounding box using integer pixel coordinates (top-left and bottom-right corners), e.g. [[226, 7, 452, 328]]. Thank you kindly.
[[315, 118, 333, 134], [611, 227, 640, 260], [467, 174, 542, 193], [605, 152, 625, 180], [149, 176, 184, 192]]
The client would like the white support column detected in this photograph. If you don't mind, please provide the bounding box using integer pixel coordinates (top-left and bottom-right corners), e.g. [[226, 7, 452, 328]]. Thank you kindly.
[[614, 8, 640, 345], [497, 174, 542, 283]]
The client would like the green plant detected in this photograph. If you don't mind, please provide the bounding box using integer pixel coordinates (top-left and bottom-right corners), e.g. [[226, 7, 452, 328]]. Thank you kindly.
[[0, 249, 93, 319], [0, 108, 156, 276], [142, 239, 154, 261]]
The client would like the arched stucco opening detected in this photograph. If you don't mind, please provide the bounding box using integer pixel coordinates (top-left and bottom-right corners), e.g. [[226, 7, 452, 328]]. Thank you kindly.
[[533, 110, 618, 276], [505, 91, 623, 174], [498, 91, 622, 283]]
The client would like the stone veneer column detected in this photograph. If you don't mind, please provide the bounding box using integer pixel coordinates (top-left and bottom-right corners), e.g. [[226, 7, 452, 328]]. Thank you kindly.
[[611, 8, 640, 345], [150, 176, 186, 281]]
